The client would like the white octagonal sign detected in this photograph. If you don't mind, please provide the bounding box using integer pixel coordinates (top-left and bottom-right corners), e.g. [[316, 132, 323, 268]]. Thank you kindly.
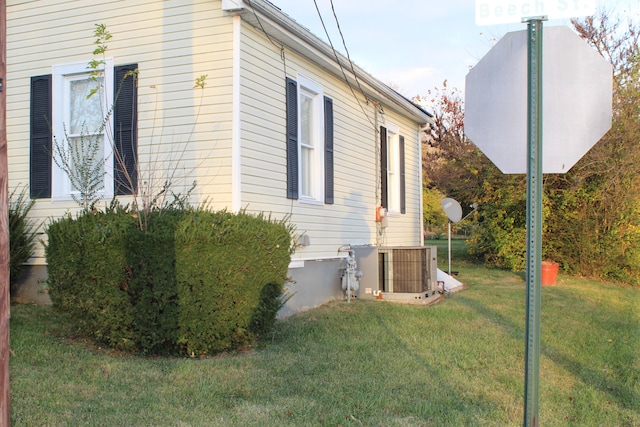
[[464, 26, 612, 174]]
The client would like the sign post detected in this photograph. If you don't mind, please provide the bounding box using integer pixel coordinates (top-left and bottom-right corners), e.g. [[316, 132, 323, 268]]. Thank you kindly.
[[523, 16, 545, 426], [468, 2, 610, 426]]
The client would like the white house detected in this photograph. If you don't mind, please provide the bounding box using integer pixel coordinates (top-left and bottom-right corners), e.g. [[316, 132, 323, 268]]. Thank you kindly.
[[7, 0, 436, 314]]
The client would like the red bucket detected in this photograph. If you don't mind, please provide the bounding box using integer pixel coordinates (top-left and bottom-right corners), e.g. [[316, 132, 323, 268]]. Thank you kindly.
[[541, 261, 559, 286]]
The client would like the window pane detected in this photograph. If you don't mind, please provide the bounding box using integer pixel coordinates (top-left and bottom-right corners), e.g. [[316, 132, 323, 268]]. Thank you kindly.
[[300, 92, 315, 197], [70, 77, 104, 135], [301, 145, 313, 196], [387, 132, 399, 211], [68, 135, 105, 192], [388, 134, 396, 174], [300, 94, 313, 147]]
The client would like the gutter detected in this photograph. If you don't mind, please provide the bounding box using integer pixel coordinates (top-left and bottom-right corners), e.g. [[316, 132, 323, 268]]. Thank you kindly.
[[221, 0, 434, 125]]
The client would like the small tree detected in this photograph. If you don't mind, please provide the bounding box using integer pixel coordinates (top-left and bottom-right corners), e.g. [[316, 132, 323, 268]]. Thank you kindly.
[[9, 187, 38, 286], [52, 24, 115, 212], [53, 24, 206, 225], [53, 123, 110, 212]]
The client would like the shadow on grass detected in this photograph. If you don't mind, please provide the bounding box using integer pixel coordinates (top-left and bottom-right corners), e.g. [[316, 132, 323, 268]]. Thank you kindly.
[[362, 302, 509, 422], [453, 293, 639, 413]]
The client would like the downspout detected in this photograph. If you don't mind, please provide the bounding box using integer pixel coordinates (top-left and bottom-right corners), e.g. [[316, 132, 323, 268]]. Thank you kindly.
[[374, 103, 385, 246], [375, 106, 380, 246], [418, 126, 425, 246], [231, 14, 242, 213]]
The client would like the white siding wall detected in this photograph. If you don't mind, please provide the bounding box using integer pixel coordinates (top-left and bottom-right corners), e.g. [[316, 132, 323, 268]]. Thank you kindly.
[[7, 0, 424, 266], [377, 110, 424, 247], [238, 22, 424, 261], [7, 0, 235, 262]]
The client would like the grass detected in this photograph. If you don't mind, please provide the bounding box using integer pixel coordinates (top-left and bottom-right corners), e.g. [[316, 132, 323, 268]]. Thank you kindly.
[[10, 240, 640, 426]]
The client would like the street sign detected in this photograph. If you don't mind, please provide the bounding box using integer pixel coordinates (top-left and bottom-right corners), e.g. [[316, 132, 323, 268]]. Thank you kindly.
[[464, 25, 612, 174], [476, 0, 596, 25]]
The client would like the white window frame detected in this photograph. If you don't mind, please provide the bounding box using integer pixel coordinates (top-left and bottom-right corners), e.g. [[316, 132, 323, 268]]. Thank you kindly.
[[51, 60, 114, 201], [297, 74, 325, 204], [386, 123, 401, 214]]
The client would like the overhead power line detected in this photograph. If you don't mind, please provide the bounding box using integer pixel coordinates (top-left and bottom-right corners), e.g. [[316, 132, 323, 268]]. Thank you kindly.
[[312, 0, 376, 128]]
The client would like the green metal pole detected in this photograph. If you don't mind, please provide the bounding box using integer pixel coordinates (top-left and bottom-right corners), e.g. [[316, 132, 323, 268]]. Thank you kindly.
[[523, 16, 545, 427]]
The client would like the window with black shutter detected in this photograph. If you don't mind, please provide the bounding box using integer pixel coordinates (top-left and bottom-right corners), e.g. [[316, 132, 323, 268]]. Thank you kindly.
[[30, 75, 52, 199], [285, 76, 334, 204], [114, 64, 138, 196], [29, 63, 138, 199], [324, 96, 334, 205], [285, 77, 298, 199], [399, 135, 406, 214], [380, 126, 388, 209], [380, 125, 406, 215]]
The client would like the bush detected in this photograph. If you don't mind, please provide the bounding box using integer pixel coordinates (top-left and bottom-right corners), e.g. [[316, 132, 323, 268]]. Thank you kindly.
[[468, 176, 528, 270], [45, 205, 137, 351], [175, 210, 293, 355], [468, 174, 551, 271], [9, 187, 38, 287], [45, 206, 293, 355], [125, 210, 182, 354]]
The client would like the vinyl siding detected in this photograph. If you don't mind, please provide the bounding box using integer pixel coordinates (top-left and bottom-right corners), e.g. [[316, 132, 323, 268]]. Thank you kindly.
[[7, 0, 235, 262], [237, 22, 424, 260], [378, 112, 423, 246], [7, 0, 425, 265]]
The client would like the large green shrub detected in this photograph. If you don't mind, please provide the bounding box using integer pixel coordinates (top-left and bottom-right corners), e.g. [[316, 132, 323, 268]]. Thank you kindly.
[[45, 206, 137, 350], [125, 210, 182, 355], [468, 173, 551, 271], [174, 210, 293, 355], [46, 206, 293, 355], [9, 187, 38, 287]]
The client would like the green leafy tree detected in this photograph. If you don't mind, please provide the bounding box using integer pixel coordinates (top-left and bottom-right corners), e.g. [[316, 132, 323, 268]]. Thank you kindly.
[[417, 82, 489, 209], [543, 10, 640, 282], [418, 10, 640, 279], [423, 187, 447, 238]]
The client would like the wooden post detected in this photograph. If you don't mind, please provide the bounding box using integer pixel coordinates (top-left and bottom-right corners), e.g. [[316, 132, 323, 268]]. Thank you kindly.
[[0, 0, 11, 424]]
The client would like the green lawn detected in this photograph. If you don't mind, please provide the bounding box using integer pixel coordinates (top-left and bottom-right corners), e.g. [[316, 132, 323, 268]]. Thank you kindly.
[[10, 244, 640, 426]]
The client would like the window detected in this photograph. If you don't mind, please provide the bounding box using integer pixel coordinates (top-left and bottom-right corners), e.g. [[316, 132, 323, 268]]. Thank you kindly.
[[380, 125, 406, 214], [285, 76, 334, 204], [51, 61, 113, 200], [30, 62, 138, 199]]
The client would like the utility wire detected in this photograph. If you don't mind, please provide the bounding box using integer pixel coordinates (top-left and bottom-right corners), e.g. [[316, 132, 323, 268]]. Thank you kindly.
[[328, 0, 369, 103], [246, 0, 288, 70], [244, 0, 295, 216], [312, 0, 376, 128]]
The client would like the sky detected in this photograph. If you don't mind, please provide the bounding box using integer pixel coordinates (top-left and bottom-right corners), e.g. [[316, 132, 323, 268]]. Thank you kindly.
[[268, 0, 640, 100]]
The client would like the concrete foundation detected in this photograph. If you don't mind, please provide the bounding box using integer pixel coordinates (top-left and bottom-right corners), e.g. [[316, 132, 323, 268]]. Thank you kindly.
[[10, 258, 450, 315], [10, 265, 51, 306], [278, 258, 343, 318], [10, 262, 346, 318]]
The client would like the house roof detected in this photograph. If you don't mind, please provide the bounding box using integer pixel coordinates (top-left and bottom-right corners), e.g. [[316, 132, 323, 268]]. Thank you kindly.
[[221, 0, 434, 125]]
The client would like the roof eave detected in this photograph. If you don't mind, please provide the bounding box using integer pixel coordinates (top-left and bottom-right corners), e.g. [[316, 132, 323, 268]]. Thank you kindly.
[[222, 0, 433, 125]]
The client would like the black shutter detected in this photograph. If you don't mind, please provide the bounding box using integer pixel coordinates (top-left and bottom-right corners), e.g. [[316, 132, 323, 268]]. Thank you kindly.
[[399, 135, 406, 214], [380, 126, 388, 209], [114, 64, 138, 196], [285, 77, 298, 199], [30, 75, 52, 199], [324, 96, 334, 204]]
